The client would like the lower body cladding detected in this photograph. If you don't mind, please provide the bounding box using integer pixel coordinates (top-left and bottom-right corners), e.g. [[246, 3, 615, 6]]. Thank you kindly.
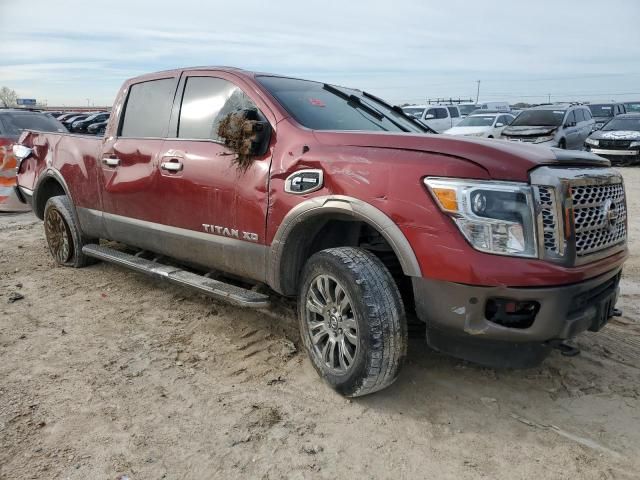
[[412, 267, 622, 368], [588, 148, 640, 166]]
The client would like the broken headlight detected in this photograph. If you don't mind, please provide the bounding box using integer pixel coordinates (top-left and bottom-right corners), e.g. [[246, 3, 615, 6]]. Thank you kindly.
[[424, 178, 537, 258]]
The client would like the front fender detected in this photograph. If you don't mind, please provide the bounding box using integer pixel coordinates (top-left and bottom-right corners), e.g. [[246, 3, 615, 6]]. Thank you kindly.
[[268, 194, 421, 294]]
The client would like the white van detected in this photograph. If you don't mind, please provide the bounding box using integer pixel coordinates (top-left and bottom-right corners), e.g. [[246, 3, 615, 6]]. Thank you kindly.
[[478, 101, 510, 111]]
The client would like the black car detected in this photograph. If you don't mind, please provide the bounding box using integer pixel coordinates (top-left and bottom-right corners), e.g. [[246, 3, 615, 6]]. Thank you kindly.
[[584, 113, 640, 165], [87, 120, 108, 135], [62, 114, 90, 128], [70, 112, 110, 133], [587, 103, 626, 130], [0, 110, 67, 138], [57, 112, 81, 122]]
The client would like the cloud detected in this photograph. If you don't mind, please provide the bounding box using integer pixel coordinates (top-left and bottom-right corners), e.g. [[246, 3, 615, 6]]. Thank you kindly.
[[0, 0, 639, 105]]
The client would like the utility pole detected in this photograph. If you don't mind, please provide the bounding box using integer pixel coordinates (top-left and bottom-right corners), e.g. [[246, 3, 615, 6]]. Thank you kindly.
[[548, 93, 551, 103], [475, 80, 481, 104], [86, 98, 90, 107]]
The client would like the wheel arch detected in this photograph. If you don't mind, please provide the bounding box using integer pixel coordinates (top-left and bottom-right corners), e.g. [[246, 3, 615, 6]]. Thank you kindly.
[[32, 169, 73, 220], [268, 195, 421, 295]]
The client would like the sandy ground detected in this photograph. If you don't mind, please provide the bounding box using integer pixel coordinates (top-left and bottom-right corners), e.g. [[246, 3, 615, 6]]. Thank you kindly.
[[1, 169, 640, 480]]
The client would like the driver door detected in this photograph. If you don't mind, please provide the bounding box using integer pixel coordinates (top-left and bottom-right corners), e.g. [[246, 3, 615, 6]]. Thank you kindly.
[[154, 72, 276, 282]]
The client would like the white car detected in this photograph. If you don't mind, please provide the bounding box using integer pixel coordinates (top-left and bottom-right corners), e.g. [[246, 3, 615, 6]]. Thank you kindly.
[[401, 105, 461, 133], [443, 113, 514, 138]]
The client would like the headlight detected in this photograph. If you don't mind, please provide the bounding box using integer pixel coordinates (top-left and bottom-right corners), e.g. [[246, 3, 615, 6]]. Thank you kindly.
[[585, 138, 599, 146], [533, 135, 555, 144], [630, 141, 640, 148], [424, 178, 537, 258]]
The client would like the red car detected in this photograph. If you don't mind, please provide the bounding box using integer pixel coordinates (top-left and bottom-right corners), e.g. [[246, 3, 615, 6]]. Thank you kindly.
[[13, 67, 628, 396], [0, 109, 66, 212]]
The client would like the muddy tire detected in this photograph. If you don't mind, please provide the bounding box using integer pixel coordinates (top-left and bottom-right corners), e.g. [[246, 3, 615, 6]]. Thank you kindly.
[[43, 195, 96, 268], [298, 247, 407, 397], [558, 138, 566, 149]]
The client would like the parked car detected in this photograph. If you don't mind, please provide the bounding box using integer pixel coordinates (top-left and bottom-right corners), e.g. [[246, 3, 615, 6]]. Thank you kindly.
[[588, 103, 626, 130], [56, 112, 81, 122], [71, 112, 110, 133], [14, 67, 627, 397], [62, 114, 90, 128], [443, 112, 514, 138], [623, 101, 640, 114], [401, 104, 459, 132], [0, 109, 66, 212], [457, 103, 479, 117], [584, 113, 640, 165], [87, 120, 108, 136], [501, 104, 594, 149]]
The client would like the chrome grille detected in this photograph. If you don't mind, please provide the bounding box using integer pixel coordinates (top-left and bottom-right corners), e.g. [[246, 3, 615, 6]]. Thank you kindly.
[[572, 182, 626, 256], [536, 186, 559, 253]]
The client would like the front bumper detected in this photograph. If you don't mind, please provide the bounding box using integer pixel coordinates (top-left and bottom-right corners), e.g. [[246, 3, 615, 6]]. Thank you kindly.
[[413, 267, 621, 367], [586, 147, 640, 165]]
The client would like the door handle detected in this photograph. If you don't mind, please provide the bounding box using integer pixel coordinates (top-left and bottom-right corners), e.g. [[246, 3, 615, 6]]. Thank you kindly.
[[161, 160, 183, 172], [102, 156, 120, 167]]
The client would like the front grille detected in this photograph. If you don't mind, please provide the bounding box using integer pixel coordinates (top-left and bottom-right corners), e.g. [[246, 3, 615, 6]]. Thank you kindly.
[[599, 139, 631, 149], [571, 183, 627, 256]]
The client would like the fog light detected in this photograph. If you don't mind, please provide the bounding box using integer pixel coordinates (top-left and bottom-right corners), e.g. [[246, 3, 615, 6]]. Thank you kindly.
[[485, 298, 540, 329]]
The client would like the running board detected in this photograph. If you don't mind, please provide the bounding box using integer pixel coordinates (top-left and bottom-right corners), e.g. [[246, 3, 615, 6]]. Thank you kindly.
[[82, 244, 270, 308]]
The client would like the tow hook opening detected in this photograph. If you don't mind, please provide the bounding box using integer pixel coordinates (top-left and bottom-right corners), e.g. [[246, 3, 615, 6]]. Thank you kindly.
[[485, 298, 540, 329]]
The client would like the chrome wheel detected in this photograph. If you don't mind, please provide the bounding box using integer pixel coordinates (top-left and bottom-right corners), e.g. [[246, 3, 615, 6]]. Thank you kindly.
[[45, 208, 72, 263], [305, 274, 358, 374]]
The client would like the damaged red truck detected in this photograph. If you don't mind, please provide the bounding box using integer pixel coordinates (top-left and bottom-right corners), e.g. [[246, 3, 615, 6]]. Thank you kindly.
[[13, 67, 628, 397]]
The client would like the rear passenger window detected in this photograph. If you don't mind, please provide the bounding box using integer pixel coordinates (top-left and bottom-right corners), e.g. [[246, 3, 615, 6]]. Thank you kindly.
[[435, 108, 448, 119], [447, 107, 460, 118], [178, 77, 258, 140], [120, 78, 175, 138], [584, 109, 592, 120]]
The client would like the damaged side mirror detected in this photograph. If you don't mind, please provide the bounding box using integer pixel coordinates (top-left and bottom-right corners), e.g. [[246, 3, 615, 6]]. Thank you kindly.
[[217, 109, 272, 170]]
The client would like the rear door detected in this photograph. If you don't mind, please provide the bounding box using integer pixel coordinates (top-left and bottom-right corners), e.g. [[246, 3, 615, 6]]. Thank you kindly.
[[98, 75, 179, 236], [153, 72, 276, 281]]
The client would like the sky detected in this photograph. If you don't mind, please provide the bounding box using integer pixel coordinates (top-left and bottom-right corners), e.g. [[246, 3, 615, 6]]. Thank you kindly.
[[1, 0, 639, 107]]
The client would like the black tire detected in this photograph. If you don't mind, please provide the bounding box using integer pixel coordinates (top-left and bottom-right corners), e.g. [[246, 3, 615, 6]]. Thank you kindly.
[[43, 195, 97, 268], [558, 139, 566, 149], [298, 247, 407, 397]]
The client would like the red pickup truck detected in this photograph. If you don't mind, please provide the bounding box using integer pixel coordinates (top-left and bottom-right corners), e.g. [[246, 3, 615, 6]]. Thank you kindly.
[[13, 67, 628, 397]]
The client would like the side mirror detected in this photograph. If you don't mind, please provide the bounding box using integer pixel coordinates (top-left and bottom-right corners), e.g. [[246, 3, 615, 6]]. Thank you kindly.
[[425, 114, 435, 119], [495, 122, 504, 127], [217, 109, 272, 170]]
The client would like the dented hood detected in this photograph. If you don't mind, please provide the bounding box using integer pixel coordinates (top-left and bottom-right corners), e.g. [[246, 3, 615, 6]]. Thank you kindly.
[[501, 125, 557, 137], [312, 130, 608, 181]]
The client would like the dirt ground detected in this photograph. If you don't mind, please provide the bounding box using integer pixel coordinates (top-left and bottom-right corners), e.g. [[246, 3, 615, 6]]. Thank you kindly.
[[1, 169, 639, 480]]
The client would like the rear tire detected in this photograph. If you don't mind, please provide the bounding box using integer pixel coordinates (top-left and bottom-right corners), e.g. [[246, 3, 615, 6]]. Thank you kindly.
[[558, 139, 566, 149], [298, 247, 407, 397], [44, 195, 97, 268]]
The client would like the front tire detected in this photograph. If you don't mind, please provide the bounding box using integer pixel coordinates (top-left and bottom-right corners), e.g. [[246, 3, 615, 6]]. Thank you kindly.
[[44, 195, 96, 268], [298, 247, 407, 397]]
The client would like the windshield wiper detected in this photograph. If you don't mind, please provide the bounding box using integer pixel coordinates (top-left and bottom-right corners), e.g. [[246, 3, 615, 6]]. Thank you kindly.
[[322, 84, 386, 121], [362, 91, 436, 134]]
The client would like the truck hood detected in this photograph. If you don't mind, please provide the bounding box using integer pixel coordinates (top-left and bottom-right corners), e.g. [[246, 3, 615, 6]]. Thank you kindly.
[[501, 125, 557, 137], [312, 130, 608, 181]]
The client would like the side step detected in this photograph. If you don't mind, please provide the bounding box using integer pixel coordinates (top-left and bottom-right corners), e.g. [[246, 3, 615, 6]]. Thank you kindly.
[[82, 244, 270, 308]]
